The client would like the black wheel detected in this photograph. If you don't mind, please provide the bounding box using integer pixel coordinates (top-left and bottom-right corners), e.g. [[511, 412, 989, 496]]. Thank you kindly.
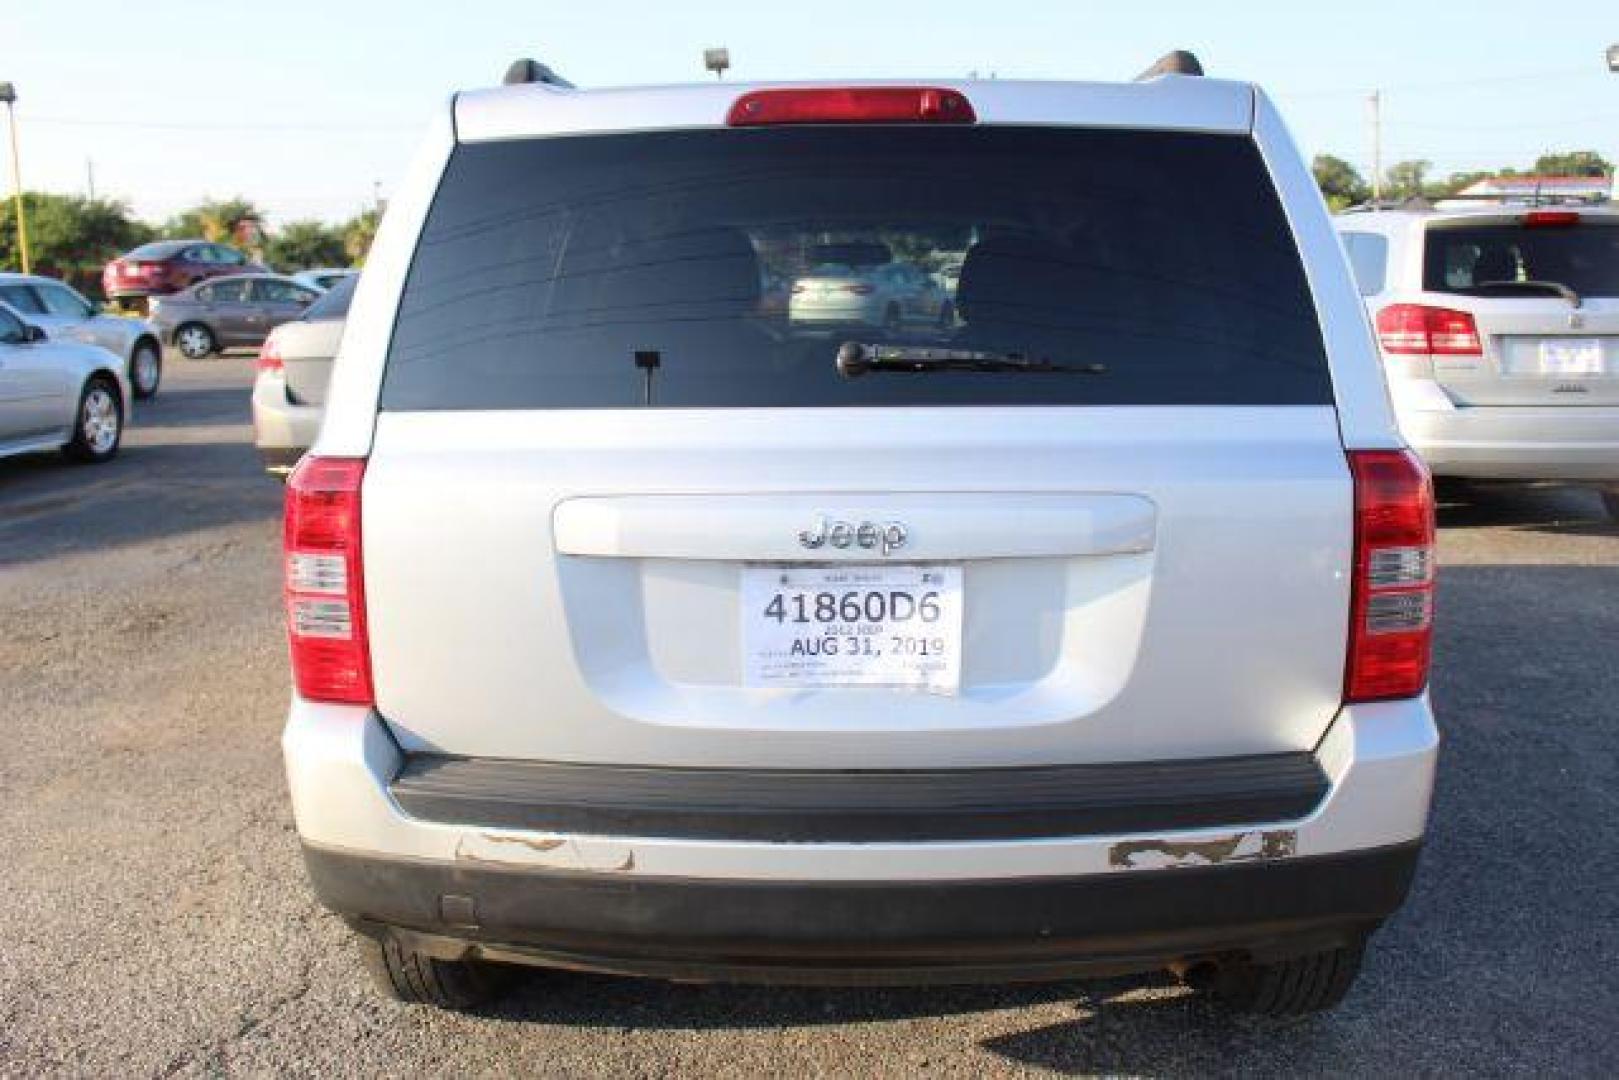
[[1600, 488, 1619, 522], [62, 375, 123, 463], [937, 300, 956, 328], [130, 339, 162, 399], [358, 935, 512, 1010], [173, 322, 216, 360], [1206, 942, 1364, 1016]]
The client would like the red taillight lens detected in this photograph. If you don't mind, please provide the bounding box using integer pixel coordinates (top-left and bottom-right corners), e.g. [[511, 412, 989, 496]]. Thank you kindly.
[[727, 87, 976, 126], [1524, 210, 1578, 228], [256, 334, 284, 374], [1346, 449, 1435, 702], [840, 283, 875, 295], [1375, 303, 1482, 356], [284, 456, 373, 705]]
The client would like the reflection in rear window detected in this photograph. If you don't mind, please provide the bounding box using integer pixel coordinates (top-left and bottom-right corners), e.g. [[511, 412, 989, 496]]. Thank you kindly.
[[1424, 219, 1619, 297], [382, 127, 1330, 410]]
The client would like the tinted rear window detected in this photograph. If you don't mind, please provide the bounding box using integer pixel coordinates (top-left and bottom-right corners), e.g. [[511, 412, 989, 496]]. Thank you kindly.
[[1424, 218, 1619, 297], [304, 275, 355, 320], [383, 127, 1330, 410], [127, 241, 190, 260]]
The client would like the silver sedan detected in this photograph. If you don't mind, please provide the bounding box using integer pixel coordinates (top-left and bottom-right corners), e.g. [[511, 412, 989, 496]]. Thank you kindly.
[[0, 273, 164, 399], [0, 301, 132, 464]]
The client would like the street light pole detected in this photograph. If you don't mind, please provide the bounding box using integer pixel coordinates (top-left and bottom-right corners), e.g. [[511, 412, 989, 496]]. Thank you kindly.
[[0, 82, 29, 274]]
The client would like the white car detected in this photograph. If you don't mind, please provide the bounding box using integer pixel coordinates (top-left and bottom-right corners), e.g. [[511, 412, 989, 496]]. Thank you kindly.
[[253, 275, 354, 475], [788, 252, 954, 330], [293, 268, 358, 292], [0, 301, 131, 463], [0, 273, 164, 399], [1336, 203, 1619, 518], [282, 56, 1438, 1018]]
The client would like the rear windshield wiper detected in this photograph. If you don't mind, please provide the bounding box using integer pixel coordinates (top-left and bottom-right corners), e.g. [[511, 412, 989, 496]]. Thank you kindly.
[[835, 342, 1108, 379], [1472, 279, 1583, 308]]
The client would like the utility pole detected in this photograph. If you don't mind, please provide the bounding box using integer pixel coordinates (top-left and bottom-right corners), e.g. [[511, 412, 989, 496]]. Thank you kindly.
[[1368, 90, 1383, 203], [0, 82, 29, 274], [86, 158, 95, 201]]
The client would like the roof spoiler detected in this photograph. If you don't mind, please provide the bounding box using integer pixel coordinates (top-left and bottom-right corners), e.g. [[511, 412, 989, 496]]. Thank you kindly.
[[503, 58, 574, 89], [1135, 50, 1204, 80]]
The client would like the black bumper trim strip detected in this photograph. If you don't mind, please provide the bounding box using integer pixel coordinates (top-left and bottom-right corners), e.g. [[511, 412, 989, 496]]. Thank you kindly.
[[388, 751, 1330, 842]]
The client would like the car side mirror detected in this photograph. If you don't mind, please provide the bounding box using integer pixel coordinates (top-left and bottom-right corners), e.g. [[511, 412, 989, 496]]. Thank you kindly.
[[23, 323, 47, 343]]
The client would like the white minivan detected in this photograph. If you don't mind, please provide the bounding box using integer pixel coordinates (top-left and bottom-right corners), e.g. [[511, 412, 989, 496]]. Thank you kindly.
[[1337, 203, 1619, 518], [281, 55, 1439, 1018]]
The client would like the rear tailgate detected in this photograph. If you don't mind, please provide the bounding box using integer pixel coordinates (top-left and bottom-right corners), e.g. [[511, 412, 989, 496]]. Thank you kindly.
[[364, 409, 1349, 767], [1421, 215, 1619, 405], [360, 119, 1353, 769], [278, 319, 344, 405]]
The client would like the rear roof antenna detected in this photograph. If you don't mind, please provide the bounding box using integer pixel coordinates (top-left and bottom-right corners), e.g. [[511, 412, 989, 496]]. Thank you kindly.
[[1135, 50, 1204, 80], [503, 58, 575, 89]]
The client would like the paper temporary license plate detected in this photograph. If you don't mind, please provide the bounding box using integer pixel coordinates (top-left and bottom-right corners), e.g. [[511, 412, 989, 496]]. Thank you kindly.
[[1536, 338, 1605, 376], [741, 565, 962, 693]]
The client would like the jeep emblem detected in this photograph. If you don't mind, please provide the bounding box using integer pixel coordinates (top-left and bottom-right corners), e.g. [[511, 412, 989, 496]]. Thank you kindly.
[[798, 516, 908, 555]]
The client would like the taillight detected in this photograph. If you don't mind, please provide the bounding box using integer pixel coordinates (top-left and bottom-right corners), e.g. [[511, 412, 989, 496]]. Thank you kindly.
[[256, 334, 284, 374], [1523, 210, 1578, 228], [727, 87, 976, 126], [1346, 449, 1435, 702], [840, 283, 875, 295], [284, 456, 373, 705], [1375, 303, 1481, 356]]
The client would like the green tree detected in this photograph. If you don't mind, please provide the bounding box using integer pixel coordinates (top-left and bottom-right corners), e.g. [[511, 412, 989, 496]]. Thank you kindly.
[[163, 197, 263, 244], [266, 219, 347, 271], [1383, 159, 1432, 200], [341, 207, 382, 266], [1311, 154, 1370, 210], [1531, 150, 1611, 177], [0, 192, 153, 295], [1431, 169, 1494, 198]]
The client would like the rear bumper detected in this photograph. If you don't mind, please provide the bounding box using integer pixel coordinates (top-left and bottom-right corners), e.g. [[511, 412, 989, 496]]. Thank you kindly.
[[251, 372, 321, 473], [284, 697, 1437, 981], [1397, 399, 1619, 481], [305, 840, 1419, 984]]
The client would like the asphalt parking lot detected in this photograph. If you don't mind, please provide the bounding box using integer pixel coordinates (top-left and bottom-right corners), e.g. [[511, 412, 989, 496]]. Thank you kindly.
[[1, 358, 1616, 1076]]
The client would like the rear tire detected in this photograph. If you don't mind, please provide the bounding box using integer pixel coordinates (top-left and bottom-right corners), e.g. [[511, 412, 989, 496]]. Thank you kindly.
[[358, 935, 511, 1010], [62, 375, 123, 464], [1206, 942, 1364, 1016], [130, 340, 162, 399], [174, 322, 216, 360]]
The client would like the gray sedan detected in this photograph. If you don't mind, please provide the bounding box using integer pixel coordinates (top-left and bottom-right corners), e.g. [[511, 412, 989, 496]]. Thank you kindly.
[[150, 274, 323, 359]]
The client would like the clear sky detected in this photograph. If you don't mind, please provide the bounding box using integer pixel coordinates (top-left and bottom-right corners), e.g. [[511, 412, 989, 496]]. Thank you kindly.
[[7, 0, 1618, 226]]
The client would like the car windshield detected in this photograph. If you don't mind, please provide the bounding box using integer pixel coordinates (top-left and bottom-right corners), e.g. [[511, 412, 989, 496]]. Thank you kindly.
[[1424, 218, 1619, 298], [126, 241, 190, 261], [382, 126, 1330, 410]]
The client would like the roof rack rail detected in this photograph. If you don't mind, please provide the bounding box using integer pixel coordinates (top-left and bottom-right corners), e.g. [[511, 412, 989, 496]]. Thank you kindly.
[[1135, 50, 1204, 80], [503, 57, 574, 89]]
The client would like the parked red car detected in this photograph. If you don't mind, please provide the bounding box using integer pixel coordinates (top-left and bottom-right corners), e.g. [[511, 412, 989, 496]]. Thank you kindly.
[[103, 240, 267, 312]]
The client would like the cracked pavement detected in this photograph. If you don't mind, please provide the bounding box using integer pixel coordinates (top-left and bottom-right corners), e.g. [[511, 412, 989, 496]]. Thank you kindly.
[[1, 358, 1616, 1076]]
